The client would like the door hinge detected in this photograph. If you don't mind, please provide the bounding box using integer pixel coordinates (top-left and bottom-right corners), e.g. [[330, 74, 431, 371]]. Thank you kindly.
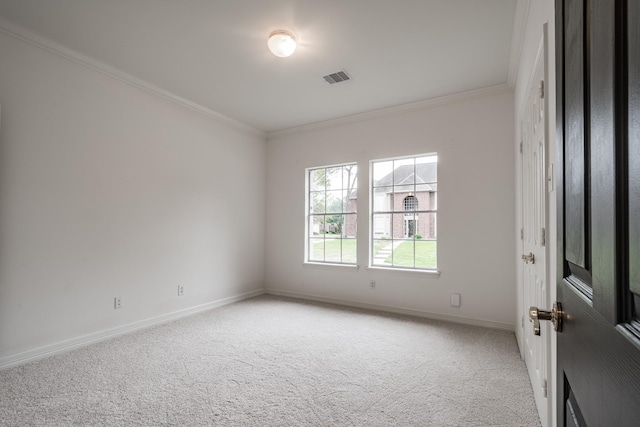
[[542, 379, 548, 398], [541, 227, 546, 246], [539, 80, 545, 99], [520, 141, 523, 154], [521, 228, 524, 240]]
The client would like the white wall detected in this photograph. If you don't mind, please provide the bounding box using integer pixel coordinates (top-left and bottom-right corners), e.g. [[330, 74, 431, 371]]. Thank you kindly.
[[265, 88, 516, 329], [513, 1, 556, 426], [0, 32, 266, 362]]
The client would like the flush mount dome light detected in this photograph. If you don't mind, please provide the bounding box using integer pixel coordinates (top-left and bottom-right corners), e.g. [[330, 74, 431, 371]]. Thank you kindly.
[[268, 30, 297, 57]]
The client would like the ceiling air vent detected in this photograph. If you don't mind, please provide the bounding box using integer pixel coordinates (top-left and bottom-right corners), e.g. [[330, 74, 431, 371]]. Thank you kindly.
[[323, 70, 351, 84]]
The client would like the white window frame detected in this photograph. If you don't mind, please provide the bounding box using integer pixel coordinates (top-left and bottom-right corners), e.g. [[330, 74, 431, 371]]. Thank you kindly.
[[369, 153, 438, 271], [305, 162, 358, 266]]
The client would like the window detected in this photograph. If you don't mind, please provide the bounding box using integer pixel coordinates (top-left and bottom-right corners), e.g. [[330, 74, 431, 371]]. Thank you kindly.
[[371, 154, 437, 270], [306, 163, 358, 265], [403, 196, 418, 211]]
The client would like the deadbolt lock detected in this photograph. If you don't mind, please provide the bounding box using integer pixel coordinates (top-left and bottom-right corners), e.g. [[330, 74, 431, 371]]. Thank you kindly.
[[522, 252, 535, 264], [529, 302, 563, 336]]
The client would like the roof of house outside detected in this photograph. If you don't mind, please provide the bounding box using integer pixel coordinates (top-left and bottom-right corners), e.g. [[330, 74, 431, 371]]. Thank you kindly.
[[375, 163, 437, 189]]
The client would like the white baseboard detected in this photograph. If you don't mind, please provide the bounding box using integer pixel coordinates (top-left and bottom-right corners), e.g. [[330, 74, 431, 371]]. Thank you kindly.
[[0, 289, 265, 370], [265, 288, 514, 332]]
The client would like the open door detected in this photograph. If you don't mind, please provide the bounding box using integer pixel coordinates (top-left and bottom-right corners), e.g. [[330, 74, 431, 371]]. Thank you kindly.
[[552, 0, 640, 425]]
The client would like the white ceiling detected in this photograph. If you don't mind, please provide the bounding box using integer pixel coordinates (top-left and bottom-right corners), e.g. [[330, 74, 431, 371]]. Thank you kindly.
[[0, 0, 520, 133]]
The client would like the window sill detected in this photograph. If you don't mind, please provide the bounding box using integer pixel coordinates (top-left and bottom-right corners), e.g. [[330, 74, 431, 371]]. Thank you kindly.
[[366, 266, 441, 278], [303, 262, 360, 271]]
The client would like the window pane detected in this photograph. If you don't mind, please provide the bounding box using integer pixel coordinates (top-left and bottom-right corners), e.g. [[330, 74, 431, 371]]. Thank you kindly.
[[372, 239, 393, 266], [415, 182, 436, 192], [343, 214, 357, 238], [415, 240, 437, 269], [342, 239, 357, 263], [326, 167, 342, 189], [401, 212, 418, 238], [391, 240, 415, 267], [310, 215, 324, 236], [342, 165, 358, 191], [373, 160, 394, 185], [416, 157, 438, 185], [419, 212, 437, 240], [415, 183, 435, 195], [417, 154, 438, 164], [416, 154, 438, 168], [393, 213, 407, 238], [326, 190, 343, 213], [309, 238, 325, 261], [415, 184, 436, 210], [372, 214, 391, 239], [324, 215, 342, 235], [324, 237, 342, 263], [373, 187, 393, 212], [394, 184, 414, 195], [310, 191, 325, 214], [343, 190, 355, 213], [345, 192, 357, 213], [310, 169, 325, 191], [394, 158, 415, 185]]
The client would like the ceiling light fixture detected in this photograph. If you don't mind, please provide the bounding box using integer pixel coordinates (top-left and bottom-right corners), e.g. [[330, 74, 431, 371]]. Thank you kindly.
[[268, 30, 297, 58]]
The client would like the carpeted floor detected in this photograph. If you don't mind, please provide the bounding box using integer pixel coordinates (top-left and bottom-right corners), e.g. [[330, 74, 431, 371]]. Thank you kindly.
[[0, 295, 541, 426]]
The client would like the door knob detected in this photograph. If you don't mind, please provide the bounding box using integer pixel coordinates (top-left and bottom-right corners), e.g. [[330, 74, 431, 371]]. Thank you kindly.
[[529, 302, 563, 335], [522, 252, 535, 264]]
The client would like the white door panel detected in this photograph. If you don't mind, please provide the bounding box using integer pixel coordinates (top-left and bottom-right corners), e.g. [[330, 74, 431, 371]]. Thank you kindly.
[[520, 34, 551, 427]]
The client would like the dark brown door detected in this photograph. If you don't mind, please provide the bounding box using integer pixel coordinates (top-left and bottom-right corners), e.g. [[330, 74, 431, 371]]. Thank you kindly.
[[556, 0, 640, 425]]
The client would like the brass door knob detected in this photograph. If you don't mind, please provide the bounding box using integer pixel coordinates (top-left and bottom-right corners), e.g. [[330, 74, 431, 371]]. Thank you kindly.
[[529, 302, 563, 335]]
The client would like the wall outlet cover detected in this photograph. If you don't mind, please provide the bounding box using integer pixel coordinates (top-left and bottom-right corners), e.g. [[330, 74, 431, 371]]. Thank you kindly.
[[450, 293, 461, 307]]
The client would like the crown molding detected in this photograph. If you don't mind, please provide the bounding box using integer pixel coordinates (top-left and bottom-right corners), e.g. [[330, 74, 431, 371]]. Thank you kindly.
[[267, 83, 513, 140], [507, 0, 531, 88], [0, 18, 265, 139]]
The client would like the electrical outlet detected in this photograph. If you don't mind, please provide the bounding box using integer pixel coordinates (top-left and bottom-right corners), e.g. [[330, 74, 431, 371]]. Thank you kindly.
[[114, 297, 122, 309], [369, 280, 376, 289], [178, 285, 185, 296], [450, 293, 461, 307]]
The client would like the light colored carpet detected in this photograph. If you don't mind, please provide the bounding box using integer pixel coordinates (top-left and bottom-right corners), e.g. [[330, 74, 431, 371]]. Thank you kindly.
[[0, 295, 541, 426]]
